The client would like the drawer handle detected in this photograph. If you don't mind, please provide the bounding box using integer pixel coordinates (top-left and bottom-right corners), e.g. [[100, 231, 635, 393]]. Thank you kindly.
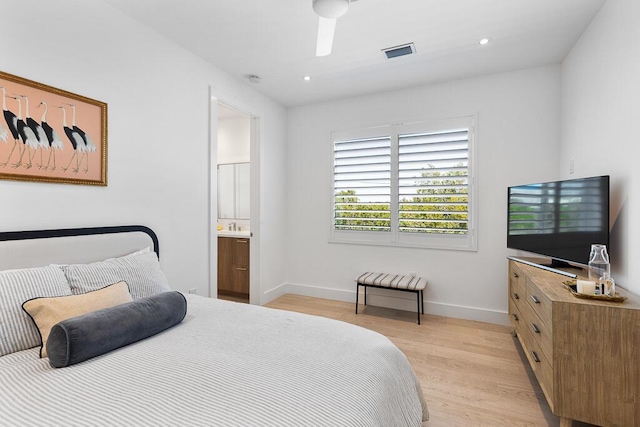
[[530, 295, 540, 304], [236, 267, 248, 271], [530, 350, 541, 363], [237, 240, 248, 243], [513, 293, 520, 300], [512, 313, 519, 322], [513, 272, 519, 278], [531, 323, 540, 334]]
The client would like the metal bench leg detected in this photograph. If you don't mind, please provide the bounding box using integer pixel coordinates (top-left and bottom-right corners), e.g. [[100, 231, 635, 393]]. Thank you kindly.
[[417, 291, 421, 325], [364, 285, 367, 306], [421, 290, 424, 314], [355, 283, 359, 314]]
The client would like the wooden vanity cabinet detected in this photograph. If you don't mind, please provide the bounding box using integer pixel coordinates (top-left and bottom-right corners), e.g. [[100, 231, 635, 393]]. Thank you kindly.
[[218, 237, 249, 297], [508, 258, 640, 427]]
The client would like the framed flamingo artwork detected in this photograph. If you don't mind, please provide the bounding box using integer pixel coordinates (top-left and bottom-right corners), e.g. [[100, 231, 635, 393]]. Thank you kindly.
[[0, 70, 107, 186]]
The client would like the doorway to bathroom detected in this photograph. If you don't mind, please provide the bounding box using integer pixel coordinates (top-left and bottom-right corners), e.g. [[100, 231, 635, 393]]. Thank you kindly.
[[216, 103, 252, 303]]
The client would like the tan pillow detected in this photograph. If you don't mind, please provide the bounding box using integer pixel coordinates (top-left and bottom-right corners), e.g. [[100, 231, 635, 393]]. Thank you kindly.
[[22, 281, 133, 358]]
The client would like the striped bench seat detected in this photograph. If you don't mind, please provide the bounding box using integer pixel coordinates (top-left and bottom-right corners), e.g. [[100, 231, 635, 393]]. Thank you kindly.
[[355, 272, 427, 324]]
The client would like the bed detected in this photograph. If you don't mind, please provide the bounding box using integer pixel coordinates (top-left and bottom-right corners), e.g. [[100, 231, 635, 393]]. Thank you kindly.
[[0, 225, 429, 426]]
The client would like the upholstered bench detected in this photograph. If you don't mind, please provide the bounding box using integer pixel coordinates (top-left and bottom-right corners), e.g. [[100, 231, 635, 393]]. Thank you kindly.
[[355, 272, 427, 324]]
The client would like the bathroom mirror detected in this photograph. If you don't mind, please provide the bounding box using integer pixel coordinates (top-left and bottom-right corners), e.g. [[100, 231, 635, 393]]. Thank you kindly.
[[218, 163, 250, 219]]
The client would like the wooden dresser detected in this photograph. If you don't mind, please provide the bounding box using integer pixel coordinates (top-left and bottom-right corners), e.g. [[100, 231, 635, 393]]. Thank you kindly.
[[508, 257, 640, 427]]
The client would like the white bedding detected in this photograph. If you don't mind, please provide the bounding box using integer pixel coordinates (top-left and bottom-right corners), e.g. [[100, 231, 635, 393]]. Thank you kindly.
[[0, 295, 428, 426]]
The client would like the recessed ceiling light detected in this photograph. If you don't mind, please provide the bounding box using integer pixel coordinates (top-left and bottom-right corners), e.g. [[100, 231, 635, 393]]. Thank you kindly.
[[303, 76, 312, 81], [245, 74, 261, 84], [479, 37, 492, 46]]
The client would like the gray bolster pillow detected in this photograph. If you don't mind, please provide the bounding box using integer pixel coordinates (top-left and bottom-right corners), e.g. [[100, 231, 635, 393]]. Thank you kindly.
[[47, 291, 187, 368]]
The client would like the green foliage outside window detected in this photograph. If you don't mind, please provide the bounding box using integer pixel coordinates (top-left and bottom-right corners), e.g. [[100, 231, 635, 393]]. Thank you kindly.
[[335, 190, 391, 231], [335, 164, 469, 234]]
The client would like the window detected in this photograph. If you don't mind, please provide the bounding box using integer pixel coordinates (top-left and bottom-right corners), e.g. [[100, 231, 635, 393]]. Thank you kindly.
[[330, 116, 476, 250], [334, 135, 391, 232]]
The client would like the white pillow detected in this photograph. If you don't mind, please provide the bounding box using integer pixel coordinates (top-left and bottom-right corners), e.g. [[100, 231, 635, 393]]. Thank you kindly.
[[127, 246, 151, 257], [0, 266, 71, 356], [62, 251, 170, 300], [48, 247, 151, 269]]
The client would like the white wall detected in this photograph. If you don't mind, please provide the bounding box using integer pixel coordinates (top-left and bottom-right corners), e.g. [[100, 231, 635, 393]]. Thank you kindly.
[[285, 66, 561, 324], [561, 0, 640, 294], [218, 116, 250, 164], [0, 0, 287, 301]]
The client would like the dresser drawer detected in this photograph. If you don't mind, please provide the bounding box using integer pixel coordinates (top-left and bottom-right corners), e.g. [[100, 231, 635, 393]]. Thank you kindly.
[[522, 327, 554, 407], [525, 277, 552, 331], [509, 262, 526, 310], [508, 297, 523, 335], [519, 296, 552, 363]]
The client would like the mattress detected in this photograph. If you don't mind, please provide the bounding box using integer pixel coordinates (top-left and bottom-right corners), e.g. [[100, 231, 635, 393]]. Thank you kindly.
[[0, 294, 428, 426]]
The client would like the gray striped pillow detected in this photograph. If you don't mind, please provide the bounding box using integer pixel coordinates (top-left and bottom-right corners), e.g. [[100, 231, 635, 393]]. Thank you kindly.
[[0, 266, 71, 356], [62, 252, 171, 300]]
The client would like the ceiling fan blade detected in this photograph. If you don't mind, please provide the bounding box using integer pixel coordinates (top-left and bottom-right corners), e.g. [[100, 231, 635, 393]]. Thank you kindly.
[[316, 16, 337, 57]]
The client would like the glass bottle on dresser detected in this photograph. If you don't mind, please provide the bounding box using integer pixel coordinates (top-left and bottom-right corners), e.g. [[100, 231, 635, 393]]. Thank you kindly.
[[600, 273, 616, 296], [588, 244, 610, 295]]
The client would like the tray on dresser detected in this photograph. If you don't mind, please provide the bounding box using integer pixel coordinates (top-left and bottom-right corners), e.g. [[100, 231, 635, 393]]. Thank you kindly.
[[562, 281, 627, 303]]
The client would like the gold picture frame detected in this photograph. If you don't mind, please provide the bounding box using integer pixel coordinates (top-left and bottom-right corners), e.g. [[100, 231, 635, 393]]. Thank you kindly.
[[0, 70, 107, 186]]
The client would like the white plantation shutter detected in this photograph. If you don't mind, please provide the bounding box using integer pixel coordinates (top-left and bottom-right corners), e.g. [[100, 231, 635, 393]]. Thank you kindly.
[[331, 116, 476, 251], [398, 129, 469, 234], [333, 136, 391, 232]]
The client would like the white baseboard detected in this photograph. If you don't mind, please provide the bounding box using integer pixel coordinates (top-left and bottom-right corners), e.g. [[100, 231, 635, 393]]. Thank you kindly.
[[261, 282, 289, 305], [279, 282, 509, 326]]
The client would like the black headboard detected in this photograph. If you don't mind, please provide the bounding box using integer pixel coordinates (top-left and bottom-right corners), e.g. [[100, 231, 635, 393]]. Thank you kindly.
[[0, 225, 160, 271]]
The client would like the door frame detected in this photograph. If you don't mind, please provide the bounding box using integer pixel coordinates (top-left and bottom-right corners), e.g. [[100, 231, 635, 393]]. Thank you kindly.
[[209, 88, 261, 305]]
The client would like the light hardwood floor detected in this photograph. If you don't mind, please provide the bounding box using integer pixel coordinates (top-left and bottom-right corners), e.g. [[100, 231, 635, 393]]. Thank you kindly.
[[265, 294, 594, 427]]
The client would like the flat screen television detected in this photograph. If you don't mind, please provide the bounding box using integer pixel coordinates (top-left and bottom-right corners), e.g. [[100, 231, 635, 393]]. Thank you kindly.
[[507, 175, 610, 267]]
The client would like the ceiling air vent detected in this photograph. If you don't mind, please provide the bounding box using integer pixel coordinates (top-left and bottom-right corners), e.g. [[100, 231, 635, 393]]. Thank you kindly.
[[382, 43, 416, 59]]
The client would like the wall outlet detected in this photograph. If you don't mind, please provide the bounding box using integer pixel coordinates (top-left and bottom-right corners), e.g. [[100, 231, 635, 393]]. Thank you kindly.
[[188, 288, 197, 294], [408, 271, 416, 277], [569, 158, 575, 174]]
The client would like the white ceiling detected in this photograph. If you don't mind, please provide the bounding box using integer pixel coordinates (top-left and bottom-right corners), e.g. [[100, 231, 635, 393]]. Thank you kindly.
[[102, 0, 606, 107]]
